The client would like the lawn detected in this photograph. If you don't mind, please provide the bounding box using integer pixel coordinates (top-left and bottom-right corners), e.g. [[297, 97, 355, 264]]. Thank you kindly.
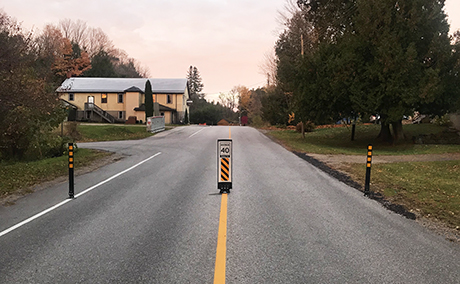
[[267, 123, 460, 155], [77, 124, 155, 142], [345, 161, 460, 228]]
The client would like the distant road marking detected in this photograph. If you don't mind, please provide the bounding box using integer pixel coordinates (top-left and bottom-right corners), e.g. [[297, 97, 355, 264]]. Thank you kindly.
[[188, 127, 207, 138], [0, 152, 162, 238], [213, 193, 228, 284]]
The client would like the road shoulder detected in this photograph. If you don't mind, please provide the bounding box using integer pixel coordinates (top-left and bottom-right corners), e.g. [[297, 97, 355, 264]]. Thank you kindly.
[[259, 129, 460, 243]]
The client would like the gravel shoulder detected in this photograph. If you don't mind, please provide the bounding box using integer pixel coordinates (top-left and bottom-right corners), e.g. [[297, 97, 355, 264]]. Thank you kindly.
[[308, 152, 460, 165]]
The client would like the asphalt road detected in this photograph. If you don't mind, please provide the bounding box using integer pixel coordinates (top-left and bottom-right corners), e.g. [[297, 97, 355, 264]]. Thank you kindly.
[[1, 125, 460, 283]]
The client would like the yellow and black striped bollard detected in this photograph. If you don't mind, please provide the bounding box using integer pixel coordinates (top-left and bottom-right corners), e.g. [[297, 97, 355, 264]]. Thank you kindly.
[[364, 144, 373, 196], [68, 143, 75, 199]]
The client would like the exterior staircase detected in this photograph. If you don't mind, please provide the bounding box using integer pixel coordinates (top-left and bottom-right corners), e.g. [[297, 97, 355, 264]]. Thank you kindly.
[[84, 103, 116, 123]]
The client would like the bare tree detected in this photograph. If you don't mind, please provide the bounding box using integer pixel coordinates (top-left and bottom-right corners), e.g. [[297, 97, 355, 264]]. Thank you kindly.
[[35, 24, 63, 58], [276, 0, 301, 31], [56, 18, 148, 78], [259, 49, 278, 86], [133, 59, 150, 77], [71, 19, 88, 48], [59, 19, 88, 48], [219, 87, 239, 112], [86, 27, 114, 57], [59, 19, 72, 39]]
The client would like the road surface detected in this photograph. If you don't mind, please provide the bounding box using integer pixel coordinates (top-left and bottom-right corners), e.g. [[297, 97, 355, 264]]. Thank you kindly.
[[1, 125, 459, 283]]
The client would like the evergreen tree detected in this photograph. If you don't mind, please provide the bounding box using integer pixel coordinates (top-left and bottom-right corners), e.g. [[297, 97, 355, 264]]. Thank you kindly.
[[348, 0, 452, 142], [289, 0, 457, 142], [190, 101, 223, 125], [261, 87, 290, 125], [145, 80, 153, 119], [187, 66, 204, 99], [184, 109, 189, 124], [83, 50, 117, 77]]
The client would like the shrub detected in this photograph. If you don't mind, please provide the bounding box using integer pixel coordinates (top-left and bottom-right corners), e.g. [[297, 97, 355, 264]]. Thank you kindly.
[[64, 121, 81, 140], [432, 114, 452, 127], [250, 115, 265, 127], [24, 132, 72, 160]]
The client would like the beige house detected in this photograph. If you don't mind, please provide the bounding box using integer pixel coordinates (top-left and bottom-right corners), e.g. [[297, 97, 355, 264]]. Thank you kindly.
[[57, 77, 190, 124]]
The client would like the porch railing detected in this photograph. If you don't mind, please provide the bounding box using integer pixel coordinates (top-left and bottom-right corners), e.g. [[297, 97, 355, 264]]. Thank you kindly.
[[84, 103, 116, 123]]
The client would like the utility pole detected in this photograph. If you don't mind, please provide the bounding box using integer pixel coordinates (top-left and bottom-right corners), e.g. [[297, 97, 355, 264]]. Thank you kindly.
[[301, 34, 304, 56]]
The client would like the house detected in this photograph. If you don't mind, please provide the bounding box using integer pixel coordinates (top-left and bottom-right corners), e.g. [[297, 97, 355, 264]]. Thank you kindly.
[[57, 77, 190, 124]]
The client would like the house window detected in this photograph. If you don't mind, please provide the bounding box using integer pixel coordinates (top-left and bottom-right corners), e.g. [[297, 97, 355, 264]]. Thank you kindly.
[[167, 95, 172, 104], [101, 93, 107, 104], [118, 93, 123, 103], [118, 111, 123, 119], [69, 93, 74, 101]]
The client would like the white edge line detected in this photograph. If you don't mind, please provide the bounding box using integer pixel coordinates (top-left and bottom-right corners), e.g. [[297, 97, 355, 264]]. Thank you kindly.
[[0, 152, 162, 238], [188, 127, 206, 138], [0, 199, 71, 238]]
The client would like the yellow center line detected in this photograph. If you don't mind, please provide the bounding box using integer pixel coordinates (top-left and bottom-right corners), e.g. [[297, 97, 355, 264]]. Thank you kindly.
[[213, 126, 232, 283], [213, 193, 228, 284]]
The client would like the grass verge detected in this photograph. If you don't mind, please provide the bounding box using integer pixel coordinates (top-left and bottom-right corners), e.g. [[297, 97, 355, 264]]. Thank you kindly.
[[0, 123, 173, 199], [267, 124, 460, 155], [343, 161, 460, 228], [266, 123, 460, 228], [0, 149, 111, 198], [77, 124, 155, 142]]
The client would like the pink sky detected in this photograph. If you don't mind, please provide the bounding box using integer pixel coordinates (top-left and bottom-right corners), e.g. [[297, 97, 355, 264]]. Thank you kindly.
[[2, 0, 459, 100]]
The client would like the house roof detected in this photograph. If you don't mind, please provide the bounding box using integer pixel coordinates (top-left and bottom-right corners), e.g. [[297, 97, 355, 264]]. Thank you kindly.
[[217, 119, 230, 125], [56, 77, 188, 94]]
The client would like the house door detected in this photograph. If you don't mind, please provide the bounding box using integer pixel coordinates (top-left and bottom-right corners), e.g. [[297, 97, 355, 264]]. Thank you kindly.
[[87, 96, 94, 109], [86, 96, 94, 119]]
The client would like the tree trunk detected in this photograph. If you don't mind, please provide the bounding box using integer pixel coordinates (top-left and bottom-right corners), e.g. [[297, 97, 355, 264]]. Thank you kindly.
[[391, 120, 405, 143], [301, 121, 305, 139], [377, 123, 392, 143], [351, 122, 356, 141]]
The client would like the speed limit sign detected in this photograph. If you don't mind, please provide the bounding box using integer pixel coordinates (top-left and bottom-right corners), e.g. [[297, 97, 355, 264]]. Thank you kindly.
[[217, 139, 232, 193]]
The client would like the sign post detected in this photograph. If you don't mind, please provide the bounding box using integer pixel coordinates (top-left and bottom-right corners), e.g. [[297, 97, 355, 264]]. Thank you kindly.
[[217, 139, 232, 194]]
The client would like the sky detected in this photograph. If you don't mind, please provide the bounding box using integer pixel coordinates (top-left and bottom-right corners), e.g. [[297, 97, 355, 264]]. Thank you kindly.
[[2, 0, 460, 101]]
